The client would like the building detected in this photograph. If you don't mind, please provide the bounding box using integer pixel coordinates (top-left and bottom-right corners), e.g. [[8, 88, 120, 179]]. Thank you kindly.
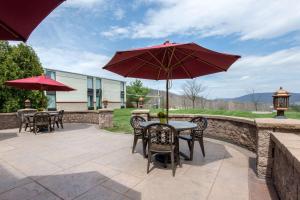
[[44, 68, 126, 111]]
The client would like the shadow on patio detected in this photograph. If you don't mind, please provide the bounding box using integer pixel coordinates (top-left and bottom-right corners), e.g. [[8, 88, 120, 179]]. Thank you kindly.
[[0, 164, 141, 200]]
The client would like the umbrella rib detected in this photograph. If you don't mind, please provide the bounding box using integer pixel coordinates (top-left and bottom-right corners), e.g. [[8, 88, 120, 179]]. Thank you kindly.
[[166, 47, 176, 80], [176, 48, 227, 72], [170, 51, 196, 70], [124, 61, 148, 77], [135, 57, 162, 70], [147, 50, 166, 70], [172, 52, 193, 79]]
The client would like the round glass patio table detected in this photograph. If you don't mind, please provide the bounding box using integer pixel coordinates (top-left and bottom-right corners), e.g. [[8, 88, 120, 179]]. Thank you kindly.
[[140, 120, 197, 163], [140, 120, 197, 131]]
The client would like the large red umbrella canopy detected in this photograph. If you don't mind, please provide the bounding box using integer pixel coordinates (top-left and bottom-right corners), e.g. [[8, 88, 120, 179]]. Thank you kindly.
[[103, 41, 240, 118], [5, 75, 75, 91], [0, 0, 65, 42], [103, 41, 241, 80]]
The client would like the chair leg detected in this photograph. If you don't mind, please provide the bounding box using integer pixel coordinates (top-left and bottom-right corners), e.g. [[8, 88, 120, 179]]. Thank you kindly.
[[190, 140, 195, 161], [18, 122, 22, 133], [56, 121, 59, 128], [132, 135, 138, 153], [164, 154, 168, 168], [171, 151, 175, 177], [199, 137, 205, 157], [142, 139, 147, 158], [25, 123, 28, 131], [147, 152, 151, 174], [60, 120, 64, 129]]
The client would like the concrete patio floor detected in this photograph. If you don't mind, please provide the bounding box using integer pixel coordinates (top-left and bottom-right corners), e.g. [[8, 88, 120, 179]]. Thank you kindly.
[[0, 124, 277, 200]]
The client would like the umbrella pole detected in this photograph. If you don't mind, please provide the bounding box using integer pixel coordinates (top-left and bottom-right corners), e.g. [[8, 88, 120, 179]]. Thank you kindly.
[[166, 79, 169, 123]]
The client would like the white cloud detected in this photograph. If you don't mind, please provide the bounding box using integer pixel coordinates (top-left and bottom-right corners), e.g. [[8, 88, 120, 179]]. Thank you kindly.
[[104, 0, 300, 40], [64, 0, 105, 8], [101, 26, 129, 37], [34, 47, 125, 81], [114, 8, 125, 20]]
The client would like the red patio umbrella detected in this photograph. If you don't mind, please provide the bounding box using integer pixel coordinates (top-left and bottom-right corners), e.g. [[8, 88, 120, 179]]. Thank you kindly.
[[103, 41, 241, 119], [0, 0, 65, 42], [5, 75, 75, 91]]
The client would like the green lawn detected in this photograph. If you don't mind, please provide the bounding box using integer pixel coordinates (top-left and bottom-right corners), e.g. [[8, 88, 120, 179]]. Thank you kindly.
[[104, 108, 300, 133]]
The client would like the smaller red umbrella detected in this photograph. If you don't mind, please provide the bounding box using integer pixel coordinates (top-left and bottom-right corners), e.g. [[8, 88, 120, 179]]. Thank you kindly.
[[5, 75, 75, 91]]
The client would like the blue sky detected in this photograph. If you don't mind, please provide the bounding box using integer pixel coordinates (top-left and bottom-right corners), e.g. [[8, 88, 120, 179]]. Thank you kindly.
[[23, 0, 300, 98]]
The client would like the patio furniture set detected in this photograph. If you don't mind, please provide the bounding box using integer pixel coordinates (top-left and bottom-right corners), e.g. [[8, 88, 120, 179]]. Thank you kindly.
[[17, 109, 64, 134], [130, 116, 208, 176]]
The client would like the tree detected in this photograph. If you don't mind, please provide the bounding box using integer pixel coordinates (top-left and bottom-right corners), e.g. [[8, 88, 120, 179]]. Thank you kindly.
[[182, 79, 206, 109], [0, 41, 47, 112], [126, 79, 150, 108], [248, 89, 261, 111]]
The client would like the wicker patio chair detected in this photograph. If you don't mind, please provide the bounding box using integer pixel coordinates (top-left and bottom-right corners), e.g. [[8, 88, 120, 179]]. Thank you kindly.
[[16, 109, 37, 133], [30, 112, 51, 134], [145, 123, 178, 176], [54, 110, 64, 129], [179, 116, 207, 160], [130, 116, 147, 156]]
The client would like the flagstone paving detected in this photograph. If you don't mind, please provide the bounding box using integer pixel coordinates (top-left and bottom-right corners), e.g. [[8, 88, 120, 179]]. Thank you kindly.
[[0, 124, 277, 200]]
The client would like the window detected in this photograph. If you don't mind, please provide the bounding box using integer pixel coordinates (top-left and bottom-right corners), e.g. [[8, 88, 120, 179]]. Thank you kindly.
[[45, 70, 56, 110], [120, 82, 125, 108], [96, 79, 102, 109], [46, 70, 56, 80], [87, 95, 93, 107], [47, 91, 56, 111], [87, 77, 94, 110], [87, 77, 93, 89]]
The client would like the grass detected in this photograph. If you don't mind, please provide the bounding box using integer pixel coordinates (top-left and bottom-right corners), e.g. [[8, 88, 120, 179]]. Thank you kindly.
[[104, 108, 300, 133]]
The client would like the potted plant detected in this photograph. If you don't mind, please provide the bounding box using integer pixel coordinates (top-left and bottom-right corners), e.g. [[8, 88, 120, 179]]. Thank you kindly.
[[157, 111, 167, 124]]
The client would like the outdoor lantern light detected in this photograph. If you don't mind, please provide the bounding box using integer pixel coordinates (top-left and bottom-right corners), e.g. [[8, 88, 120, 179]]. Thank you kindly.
[[102, 99, 108, 108], [273, 87, 290, 118], [24, 99, 31, 108], [139, 97, 144, 108]]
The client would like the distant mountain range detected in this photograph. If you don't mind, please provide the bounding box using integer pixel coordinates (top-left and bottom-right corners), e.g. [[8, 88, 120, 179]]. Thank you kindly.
[[220, 93, 300, 105]]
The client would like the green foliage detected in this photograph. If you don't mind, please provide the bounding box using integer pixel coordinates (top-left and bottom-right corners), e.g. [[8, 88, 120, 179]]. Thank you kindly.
[[157, 111, 166, 118], [126, 79, 150, 108], [0, 41, 46, 112]]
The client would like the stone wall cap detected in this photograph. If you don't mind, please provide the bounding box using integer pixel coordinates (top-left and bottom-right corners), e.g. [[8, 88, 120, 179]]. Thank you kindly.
[[149, 113, 255, 125], [131, 109, 150, 114], [65, 110, 99, 113], [0, 112, 18, 116], [98, 109, 113, 113], [255, 118, 300, 129]]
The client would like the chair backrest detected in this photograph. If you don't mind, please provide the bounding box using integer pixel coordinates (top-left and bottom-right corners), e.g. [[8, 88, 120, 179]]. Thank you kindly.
[[17, 109, 37, 123], [58, 110, 64, 120], [145, 123, 176, 148], [190, 117, 208, 137], [33, 112, 51, 126], [130, 116, 146, 129]]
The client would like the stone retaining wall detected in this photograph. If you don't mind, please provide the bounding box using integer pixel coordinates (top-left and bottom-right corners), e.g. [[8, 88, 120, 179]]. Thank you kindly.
[[255, 118, 300, 178], [150, 114, 257, 152], [0, 113, 18, 130], [271, 132, 300, 200], [0, 109, 113, 130]]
